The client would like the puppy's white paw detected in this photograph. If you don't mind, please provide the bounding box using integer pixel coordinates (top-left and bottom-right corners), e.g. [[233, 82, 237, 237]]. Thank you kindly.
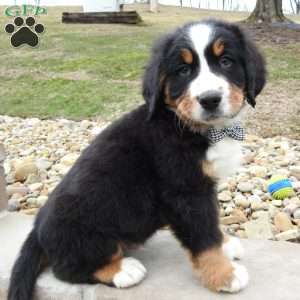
[[222, 236, 245, 260], [113, 257, 147, 288], [219, 262, 249, 293]]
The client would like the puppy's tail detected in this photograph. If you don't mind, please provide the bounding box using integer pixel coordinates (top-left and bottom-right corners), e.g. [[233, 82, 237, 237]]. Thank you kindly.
[[8, 229, 46, 300]]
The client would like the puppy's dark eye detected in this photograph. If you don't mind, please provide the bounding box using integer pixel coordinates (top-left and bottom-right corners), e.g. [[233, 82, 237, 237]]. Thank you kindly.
[[178, 66, 191, 77], [219, 57, 233, 69]]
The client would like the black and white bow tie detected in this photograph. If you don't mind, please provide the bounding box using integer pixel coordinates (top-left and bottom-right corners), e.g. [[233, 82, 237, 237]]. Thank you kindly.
[[207, 123, 246, 143]]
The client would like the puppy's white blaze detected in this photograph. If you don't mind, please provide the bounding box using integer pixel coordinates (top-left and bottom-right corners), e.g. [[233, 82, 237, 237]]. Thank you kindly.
[[188, 23, 231, 119]]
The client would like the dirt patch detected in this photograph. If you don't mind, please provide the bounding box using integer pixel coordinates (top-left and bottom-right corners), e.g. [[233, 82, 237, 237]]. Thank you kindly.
[[237, 24, 300, 139], [241, 23, 300, 44], [56, 71, 92, 81], [0, 67, 28, 79], [244, 80, 300, 139], [0, 68, 92, 81], [109, 79, 140, 86]]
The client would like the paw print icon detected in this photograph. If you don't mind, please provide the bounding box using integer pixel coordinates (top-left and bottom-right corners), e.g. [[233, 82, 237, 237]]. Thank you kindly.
[[5, 16, 45, 48]]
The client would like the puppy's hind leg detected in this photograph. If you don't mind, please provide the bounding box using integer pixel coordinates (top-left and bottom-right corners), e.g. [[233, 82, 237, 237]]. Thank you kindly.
[[94, 251, 147, 289], [52, 241, 146, 289], [95, 257, 147, 289]]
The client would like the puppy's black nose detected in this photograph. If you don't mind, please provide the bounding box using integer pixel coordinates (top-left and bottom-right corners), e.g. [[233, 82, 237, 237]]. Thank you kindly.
[[198, 92, 222, 111]]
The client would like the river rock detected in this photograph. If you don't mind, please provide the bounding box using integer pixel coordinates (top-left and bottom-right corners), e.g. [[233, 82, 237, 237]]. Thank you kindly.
[[249, 166, 268, 178], [7, 198, 20, 212], [283, 203, 300, 216], [275, 229, 300, 241], [218, 182, 229, 192], [218, 191, 232, 202], [293, 208, 300, 219], [231, 208, 248, 223], [252, 211, 269, 220], [36, 195, 48, 207], [248, 195, 264, 211], [237, 182, 254, 193], [221, 216, 240, 225], [14, 159, 38, 182], [27, 197, 38, 206], [21, 208, 39, 215], [244, 214, 274, 239], [234, 194, 250, 208], [272, 200, 283, 207], [60, 153, 79, 166], [2, 116, 300, 244], [6, 184, 29, 197], [290, 166, 300, 180], [36, 158, 53, 171], [29, 182, 43, 192], [273, 212, 294, 232]]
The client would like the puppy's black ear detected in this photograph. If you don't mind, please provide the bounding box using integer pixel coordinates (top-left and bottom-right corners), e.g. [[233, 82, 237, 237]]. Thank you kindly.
[[142, 56, 163, 120], [232, 25, 266, 108], [142, 35, 173, 120], [243, 37, 266, 107], [241, 32, 266, 108]]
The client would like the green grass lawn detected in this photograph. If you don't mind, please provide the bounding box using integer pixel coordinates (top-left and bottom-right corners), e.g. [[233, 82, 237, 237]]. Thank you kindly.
[[0, 4, 299, 121]]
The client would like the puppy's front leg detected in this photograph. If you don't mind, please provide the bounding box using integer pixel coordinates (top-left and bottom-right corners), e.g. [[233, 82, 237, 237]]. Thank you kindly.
[[190, 245, 248, 293], [168, 192, 248, 293], [222, 234, 245, 261]]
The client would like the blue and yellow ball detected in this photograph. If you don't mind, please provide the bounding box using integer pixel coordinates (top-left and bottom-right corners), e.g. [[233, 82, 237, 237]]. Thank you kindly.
[[267, 175, 294, 200]]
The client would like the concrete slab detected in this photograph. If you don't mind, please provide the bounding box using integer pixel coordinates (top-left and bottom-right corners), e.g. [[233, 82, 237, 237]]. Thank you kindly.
[[1, 212, 300, 300]]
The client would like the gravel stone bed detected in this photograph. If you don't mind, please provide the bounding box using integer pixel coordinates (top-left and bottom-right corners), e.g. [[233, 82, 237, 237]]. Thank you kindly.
[[1, 115, 300, 242]]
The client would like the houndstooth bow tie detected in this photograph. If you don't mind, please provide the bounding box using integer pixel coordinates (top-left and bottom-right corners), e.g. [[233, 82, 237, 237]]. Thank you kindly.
[[207, 123, 246, 143]]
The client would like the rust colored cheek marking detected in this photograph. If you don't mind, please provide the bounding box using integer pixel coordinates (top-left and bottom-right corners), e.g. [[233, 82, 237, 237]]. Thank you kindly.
[[229, 84, 245, 113], [202, 160, 216, 179], [177, 97, 194, 116], [164, 84, 178, 108], [190, 248, 234, 291], [181, 48, 193, 64], [165, 92, 208, 132], [212, 39, 225, 57], [176, 97, 209, 132], [165, 89, 192, 110]]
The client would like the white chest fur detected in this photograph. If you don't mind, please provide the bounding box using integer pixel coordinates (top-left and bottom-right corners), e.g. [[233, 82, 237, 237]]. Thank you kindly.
[[206, 137, 243, 180]]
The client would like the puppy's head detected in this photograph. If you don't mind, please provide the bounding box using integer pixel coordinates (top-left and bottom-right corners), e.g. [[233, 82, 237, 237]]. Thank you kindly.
[[143, 20, 266, 128]]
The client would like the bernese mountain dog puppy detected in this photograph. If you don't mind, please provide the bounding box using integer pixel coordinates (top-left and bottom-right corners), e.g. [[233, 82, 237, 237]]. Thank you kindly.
[[8, 19, 266, 300]]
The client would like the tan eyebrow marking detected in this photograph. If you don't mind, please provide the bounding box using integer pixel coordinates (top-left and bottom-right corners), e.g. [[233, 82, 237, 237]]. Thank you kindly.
[[212, 39, 225, 57], [180, 48, 193, 64]]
